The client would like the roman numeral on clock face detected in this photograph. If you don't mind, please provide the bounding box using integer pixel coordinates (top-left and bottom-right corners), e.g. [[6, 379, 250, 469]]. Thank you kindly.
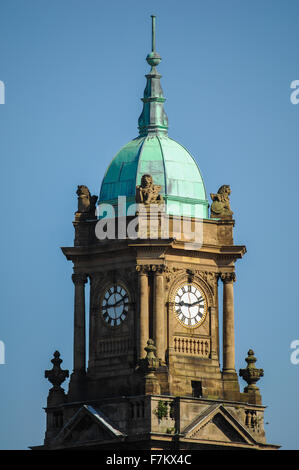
[[173, 283, 206, 328], [101, 284, 129, 327]]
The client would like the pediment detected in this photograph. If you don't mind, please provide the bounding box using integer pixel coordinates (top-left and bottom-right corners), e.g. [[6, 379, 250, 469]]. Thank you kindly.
[[53, 405, 126, 447], [183, 404, 256, 445]]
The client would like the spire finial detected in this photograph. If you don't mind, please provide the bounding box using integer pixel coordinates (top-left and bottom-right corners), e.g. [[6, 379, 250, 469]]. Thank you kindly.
[[151, 15, 156, 52], [138, 16, 168, 136], [146, 15, 161, 69]]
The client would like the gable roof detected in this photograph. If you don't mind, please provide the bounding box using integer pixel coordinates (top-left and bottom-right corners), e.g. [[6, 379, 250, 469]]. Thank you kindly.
[[52, 405, 126, 448], [182, 404, 257, 445]]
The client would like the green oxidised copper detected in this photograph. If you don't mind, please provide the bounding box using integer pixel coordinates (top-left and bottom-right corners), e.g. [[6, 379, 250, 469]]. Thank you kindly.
[[138, 15, 168, 136], [99, 16, 209, 219]]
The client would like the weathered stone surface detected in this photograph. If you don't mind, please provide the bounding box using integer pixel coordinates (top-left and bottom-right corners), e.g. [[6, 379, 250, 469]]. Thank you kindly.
[[210, 185, 233, 220]]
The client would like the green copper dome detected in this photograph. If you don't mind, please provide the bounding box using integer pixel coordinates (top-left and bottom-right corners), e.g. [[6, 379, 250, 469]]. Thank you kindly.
[[99, 135, 208, 218], [99, 16, 209, 219]]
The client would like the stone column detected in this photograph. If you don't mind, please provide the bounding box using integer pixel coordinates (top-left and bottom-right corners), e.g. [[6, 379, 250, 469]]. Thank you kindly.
[[215, 274, 220, 363], [153, 266, 165, 362], [72, 273, 88, 375], [210, 306, 218, 361], [87, 274, 100, 371], [221, 272, 236, 373], [137, 266, 149, 359]]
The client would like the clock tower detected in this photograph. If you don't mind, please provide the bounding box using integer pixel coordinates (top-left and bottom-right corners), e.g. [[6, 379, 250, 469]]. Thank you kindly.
[[33, 17, 279, 450]]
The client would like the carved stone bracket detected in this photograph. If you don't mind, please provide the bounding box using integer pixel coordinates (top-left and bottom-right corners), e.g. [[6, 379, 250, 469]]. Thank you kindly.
[[186, 269, 195, 283]]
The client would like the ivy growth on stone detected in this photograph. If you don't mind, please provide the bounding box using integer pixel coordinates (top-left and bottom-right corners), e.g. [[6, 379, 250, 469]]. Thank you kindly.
[[154, 400, 168, 421]]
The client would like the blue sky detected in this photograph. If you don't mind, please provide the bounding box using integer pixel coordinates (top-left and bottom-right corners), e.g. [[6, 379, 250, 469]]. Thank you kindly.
[[0, 0, 298, 449]]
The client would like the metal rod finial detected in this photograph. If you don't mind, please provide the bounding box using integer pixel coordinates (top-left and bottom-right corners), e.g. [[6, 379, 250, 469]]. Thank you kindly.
[[151, 15, 156, 52]]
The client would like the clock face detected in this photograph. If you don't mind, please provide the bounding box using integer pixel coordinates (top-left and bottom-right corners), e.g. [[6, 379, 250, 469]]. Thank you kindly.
[[101, 284, 129, 327], [174, 284, 207, 328]]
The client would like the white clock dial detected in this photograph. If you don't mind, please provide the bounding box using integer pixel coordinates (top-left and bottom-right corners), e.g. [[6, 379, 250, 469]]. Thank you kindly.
[[101, 284, 129, 327], [174, 284, 207, 328]]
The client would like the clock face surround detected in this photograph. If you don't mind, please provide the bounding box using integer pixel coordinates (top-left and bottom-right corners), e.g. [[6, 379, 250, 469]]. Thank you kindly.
[[173, 283, 207, 328], [101, 284, 129, 327]]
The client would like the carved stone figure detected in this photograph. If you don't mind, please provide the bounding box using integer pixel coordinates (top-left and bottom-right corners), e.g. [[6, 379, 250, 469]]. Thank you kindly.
[[76, 185, 97, 215], [210, 185, 233, 219], [136, 174, 163, 205]]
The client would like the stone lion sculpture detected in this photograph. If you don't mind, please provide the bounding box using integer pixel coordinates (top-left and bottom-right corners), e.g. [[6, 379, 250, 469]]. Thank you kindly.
[[210, 185, 233, 219], [136, 174, 164, 205], [76, 185, 97, 215]]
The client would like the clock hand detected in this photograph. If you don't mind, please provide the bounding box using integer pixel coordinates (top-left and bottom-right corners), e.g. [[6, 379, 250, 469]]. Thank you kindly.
[[108, 297, 128, 308], [190, 299, 204, 307], [175, 301, 192, 307]]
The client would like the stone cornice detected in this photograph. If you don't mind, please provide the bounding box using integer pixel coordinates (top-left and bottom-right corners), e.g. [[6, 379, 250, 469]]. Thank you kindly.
[[62, 241, 246, 262]]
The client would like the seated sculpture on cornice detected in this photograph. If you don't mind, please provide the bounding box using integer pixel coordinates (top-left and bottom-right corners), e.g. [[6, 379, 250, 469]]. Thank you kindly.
[[76, 185, 97, 218], [136, 174, 164, 205], [210, 185, 233, 219]]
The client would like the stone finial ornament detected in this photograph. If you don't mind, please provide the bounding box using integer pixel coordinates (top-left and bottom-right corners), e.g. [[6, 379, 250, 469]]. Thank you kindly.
[[210, 185, 233, 219], [139, 339, 160, 372], [45, 351, 69, 392], [76, 185, 97, 216], [136, 174, 164, 205], [239, 349, 264, 393], [139, 339, 161, 395]]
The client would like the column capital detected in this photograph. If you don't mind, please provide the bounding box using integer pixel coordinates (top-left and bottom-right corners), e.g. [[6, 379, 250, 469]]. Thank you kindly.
[[136, 264, 151, 274], [151, 264, 166, 274], [72, 273, 88, 285], [221, 272, 236, 283]]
